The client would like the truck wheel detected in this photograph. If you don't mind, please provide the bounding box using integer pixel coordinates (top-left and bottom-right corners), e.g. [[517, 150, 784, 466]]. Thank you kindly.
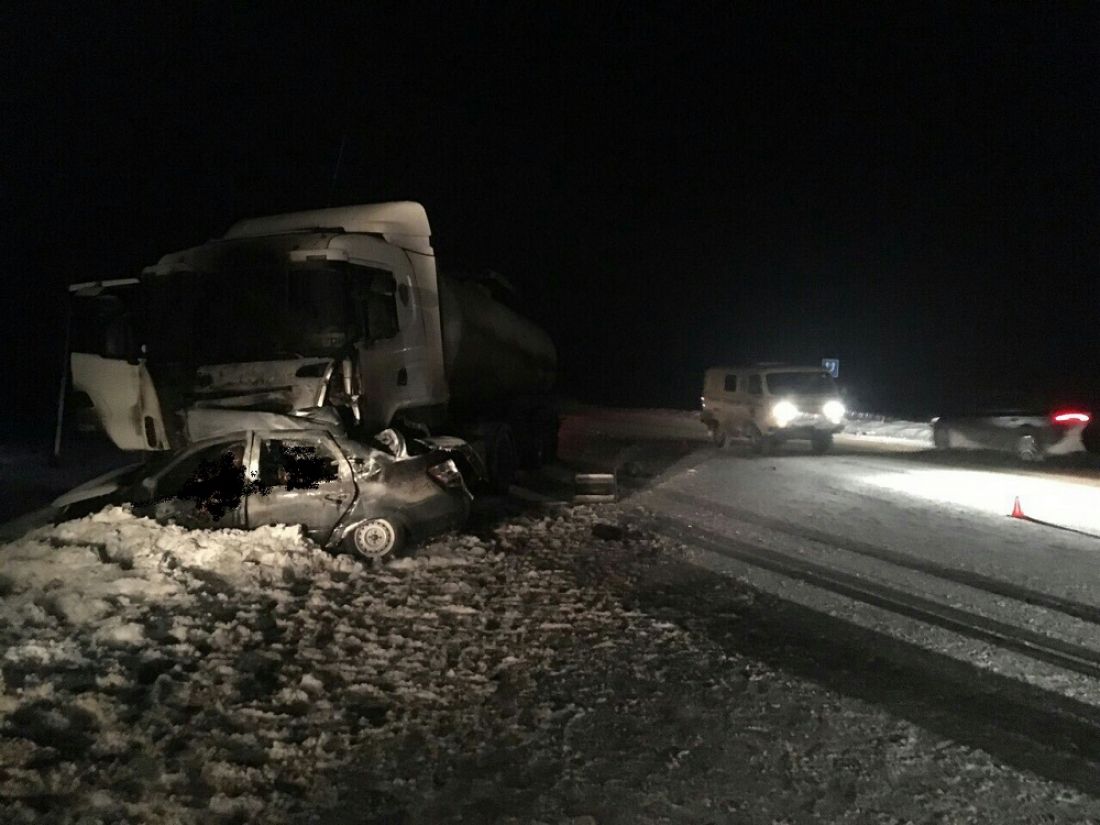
[[541, 418, 560, 463], [345, 517, 406, 564], [520, 416, 556, 470], [810, 432, 833, 454], [486, 424, 519, 493], [748, 424, 772, 455]]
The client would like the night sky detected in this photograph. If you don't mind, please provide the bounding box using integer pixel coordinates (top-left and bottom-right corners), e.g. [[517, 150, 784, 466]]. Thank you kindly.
[[3, 4, 1098, 435]]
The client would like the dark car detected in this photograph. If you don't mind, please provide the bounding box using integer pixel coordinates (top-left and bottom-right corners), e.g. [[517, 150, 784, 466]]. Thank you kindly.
[[42, 426, 477, 561], [932, 401, 1093, 462]]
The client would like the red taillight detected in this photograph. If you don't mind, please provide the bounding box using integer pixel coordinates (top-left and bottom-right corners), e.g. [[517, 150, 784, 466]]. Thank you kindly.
[[1052, 410, 1091, 425]]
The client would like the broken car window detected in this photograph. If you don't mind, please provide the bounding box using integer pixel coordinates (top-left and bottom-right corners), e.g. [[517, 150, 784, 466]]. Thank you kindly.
[[158, 441, 248, 521], [258, 439, 340, 490]]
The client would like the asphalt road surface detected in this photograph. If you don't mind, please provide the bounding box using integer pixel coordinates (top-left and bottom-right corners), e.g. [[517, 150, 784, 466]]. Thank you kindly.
[[555, 407, 1100, 706]]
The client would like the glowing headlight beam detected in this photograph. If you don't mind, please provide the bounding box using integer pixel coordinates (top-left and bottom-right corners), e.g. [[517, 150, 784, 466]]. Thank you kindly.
[[772, 400, 799, 427], [823, 400, 846, 424]]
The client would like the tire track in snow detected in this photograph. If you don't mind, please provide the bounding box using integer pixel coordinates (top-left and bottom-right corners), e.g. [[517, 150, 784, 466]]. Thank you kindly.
[[651, 487, 1100, 625]]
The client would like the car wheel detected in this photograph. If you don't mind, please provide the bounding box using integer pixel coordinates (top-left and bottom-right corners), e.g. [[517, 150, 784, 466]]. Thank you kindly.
[[811, 432, 833, 454], [346, 517, 406, 563], [748, 424, 772, 455], [933, 424, 951, 450], [1015, 432, 1043, 463], [486, 423, 519, 494]]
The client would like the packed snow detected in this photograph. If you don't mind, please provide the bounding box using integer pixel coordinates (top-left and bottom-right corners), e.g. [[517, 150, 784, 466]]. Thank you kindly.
[[4, 500, 1100, 824], [0, 504, 691, 823]]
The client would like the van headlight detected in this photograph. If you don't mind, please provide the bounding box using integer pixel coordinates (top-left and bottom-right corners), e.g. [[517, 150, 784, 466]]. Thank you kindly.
[[823, 400, 846, 424], [772, 400, 799, 427]]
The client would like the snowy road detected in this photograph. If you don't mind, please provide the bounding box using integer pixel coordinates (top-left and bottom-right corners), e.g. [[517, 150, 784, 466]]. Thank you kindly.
[[7, 412, 1100, 823], [558, 409, 1100, 772], [561, 408, 1100, 685]]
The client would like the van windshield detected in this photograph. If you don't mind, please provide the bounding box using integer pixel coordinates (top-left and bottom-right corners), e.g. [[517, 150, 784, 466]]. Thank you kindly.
[[765, 372, 836, 395]]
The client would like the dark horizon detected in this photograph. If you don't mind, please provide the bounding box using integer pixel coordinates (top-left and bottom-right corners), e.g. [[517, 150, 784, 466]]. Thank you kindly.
[[3, 4, 1098, 435]]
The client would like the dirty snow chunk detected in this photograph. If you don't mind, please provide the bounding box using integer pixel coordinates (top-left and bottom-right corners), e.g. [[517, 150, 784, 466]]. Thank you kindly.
[[3, 639, 83, 665], [300, 674, 325, 696], [440, 604, 478, 615], [209, 793, 265, 816], [93, 619, 145, 646], [51, 593, 111, 625], [88, 790, 116, 809], [275, 687, 311, 705]]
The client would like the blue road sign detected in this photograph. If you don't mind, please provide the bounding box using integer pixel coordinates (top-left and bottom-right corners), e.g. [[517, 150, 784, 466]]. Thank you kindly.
[[821, 358, 839, 378]]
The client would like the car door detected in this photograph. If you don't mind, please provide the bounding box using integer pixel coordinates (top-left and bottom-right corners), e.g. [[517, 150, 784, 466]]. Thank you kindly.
[[147, 437, 249, 529], [68, 282, 172, 451], [246, 430, 355, 545]]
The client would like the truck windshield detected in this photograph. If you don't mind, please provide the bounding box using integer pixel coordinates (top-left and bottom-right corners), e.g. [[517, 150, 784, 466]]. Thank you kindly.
[[140, 266, 353, 364], [765, 372, 836, 395], [71, 258, 398, 367], [135, 262, 395, 365]]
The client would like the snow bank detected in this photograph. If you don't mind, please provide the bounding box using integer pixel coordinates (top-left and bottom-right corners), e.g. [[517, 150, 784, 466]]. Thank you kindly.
[[563, 406, 934, 445], [842, 417, 933, 443], [0, 504, 685, 824], [2, 501, 1094, 824]]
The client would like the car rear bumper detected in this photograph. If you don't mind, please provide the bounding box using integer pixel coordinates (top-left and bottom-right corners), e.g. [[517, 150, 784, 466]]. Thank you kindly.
[[405, 489, 471, 543], [1044, 426, 1088, 456]]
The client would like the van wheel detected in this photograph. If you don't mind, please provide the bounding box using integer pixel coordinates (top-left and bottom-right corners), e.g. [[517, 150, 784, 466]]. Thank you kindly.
[[811, 432, 833, 454], [748, 424, 772, 455]]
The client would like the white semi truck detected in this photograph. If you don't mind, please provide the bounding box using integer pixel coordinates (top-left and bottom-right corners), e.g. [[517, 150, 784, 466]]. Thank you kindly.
[[63, 202, 559, 491]]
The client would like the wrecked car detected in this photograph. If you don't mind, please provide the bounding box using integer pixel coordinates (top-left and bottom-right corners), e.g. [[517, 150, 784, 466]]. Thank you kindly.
[[42, 424, 479, 561]]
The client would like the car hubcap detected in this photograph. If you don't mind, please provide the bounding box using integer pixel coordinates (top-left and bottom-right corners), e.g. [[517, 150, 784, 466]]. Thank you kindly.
[[353, 519, 397, 559], [1017, 435, 1041, 462]]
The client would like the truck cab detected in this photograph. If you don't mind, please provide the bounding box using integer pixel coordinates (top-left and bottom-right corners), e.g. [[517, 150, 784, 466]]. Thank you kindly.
[[68, 202, 448, 452], [62, 202, 558, 490], [701, 364, 846, 454]]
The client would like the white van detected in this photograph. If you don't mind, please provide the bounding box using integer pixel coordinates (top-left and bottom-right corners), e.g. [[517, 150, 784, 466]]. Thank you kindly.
[[700, 364, 846, 454]]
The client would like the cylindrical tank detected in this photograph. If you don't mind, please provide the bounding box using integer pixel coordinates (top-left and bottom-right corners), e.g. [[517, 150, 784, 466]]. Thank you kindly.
[[438, 274, 556, 417]]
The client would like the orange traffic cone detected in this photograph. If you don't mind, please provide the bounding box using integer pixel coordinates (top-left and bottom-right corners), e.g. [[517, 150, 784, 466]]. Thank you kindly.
[[1011, 497, 1025, 519]]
